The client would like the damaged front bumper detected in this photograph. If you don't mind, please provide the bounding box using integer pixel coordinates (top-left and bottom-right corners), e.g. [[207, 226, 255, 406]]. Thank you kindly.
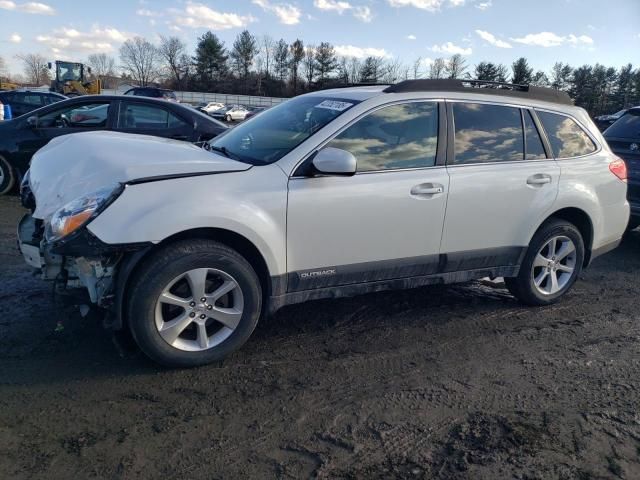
[[17, 214, 150, 327]]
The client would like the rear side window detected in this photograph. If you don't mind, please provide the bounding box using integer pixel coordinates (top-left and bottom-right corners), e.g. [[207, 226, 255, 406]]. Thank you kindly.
[[452, 103, 523, 164], [119, 103, 185, 130], [524, 110, 547, 160], [327, 102, 439, 172], [537, 111, 596, 158], [604, 110, 640, 138]]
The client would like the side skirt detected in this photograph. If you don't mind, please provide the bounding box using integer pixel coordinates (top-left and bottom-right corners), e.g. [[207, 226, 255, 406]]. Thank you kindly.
[[268, 265, 519, 313]]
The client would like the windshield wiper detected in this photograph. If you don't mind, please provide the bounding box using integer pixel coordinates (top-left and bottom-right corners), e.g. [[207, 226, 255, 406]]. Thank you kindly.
[[209, 145, 242, 162]]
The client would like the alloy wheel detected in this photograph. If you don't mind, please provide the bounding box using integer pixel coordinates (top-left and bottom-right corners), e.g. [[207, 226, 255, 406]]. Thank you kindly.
[[154, 268, 244, 352], [531, 235, 577, 295]]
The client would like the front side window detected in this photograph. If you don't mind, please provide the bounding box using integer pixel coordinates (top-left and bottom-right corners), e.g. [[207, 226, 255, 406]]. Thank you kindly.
[[119, 103, 186, 130], [326, 102, 439, 172], [453, 103, 524, 164], [39, 102, 110, 128], [537, 111, 596, 158], [209, 96, 360, 165]]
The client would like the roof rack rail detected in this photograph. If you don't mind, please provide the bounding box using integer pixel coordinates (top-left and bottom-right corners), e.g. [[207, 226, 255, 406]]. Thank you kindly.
[[318, 82, 391, 90], [383, 79, 573, 106]]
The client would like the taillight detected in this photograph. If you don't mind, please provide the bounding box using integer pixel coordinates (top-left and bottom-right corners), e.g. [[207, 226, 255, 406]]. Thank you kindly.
[[609, 158, 627, 182]]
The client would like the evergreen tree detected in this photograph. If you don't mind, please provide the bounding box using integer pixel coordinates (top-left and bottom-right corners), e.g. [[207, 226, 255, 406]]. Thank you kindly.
[[550, 62, 572, 91], [314, 42, 337, 87], [273, 39, 290, 86], [511, 57, 534, 84], [193, 32, 228, 90]]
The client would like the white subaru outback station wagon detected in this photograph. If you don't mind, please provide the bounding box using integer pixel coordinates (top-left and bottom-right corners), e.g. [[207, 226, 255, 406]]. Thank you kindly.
[[18, 79, 629, 367]]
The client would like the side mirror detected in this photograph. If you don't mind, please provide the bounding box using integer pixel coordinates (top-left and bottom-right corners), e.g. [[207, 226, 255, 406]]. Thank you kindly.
[[311, 147, 357, 176], [26, 116, 38, 128]]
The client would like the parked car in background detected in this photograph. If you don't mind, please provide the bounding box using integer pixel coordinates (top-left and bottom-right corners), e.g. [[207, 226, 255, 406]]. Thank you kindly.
[[244, 106, 267, 120], [212, 105, 251, 122], [604, 107, 640, 230], [0, 95, 227, 195], [198, 102, 226, 115], [124, 87, 178, 102], [0, 90, 67, 118], [16, 79, 629, 367], [594, 108, 633, 131]]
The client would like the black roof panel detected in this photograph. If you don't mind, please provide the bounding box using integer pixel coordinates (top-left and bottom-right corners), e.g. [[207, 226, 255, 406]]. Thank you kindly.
[[383, 79, 573, 106]]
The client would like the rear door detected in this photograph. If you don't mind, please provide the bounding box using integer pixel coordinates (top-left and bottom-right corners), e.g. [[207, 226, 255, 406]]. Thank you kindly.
[[440, 101, 560, 270], [116, 100, 195, 141]]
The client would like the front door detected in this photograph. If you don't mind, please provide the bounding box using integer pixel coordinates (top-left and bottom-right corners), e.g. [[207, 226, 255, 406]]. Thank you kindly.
[[287, 101, 449, 292]]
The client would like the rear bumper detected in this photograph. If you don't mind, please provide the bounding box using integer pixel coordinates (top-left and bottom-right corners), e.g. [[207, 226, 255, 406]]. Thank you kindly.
[[590, 237, 622, 263]]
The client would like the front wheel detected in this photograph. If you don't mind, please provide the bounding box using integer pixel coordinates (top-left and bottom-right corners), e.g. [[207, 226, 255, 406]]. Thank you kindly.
[[506, 219, 584, 306], [225, 114, 232, 122], [127, 239, 262, 367]]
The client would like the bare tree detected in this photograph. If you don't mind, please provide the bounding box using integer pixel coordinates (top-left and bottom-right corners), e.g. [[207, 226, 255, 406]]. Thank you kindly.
[[86, 53, 115, 78], [119, 37, 160, 86], [16, 53, 50, 85], [429, 58, 446, 79], [302, 45, 316, 87], [158, 36, 188, 88], [260, 35, 275, 79], [412, 57, 423, 79], [380, 58, 404, 84], [0, 55, 7, 80]]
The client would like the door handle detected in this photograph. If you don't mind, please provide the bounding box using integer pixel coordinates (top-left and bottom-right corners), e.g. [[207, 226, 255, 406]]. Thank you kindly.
[[411, 183, 445, 196], [526, 174, 552, 186]]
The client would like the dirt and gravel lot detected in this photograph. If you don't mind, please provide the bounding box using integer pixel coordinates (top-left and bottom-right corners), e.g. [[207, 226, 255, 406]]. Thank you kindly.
[[1, 194, 639, 479]]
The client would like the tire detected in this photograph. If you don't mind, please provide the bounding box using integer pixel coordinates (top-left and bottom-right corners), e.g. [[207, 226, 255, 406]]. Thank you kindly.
[[127, 239, 262, 368], [505, 218, 584, 306], [0, 156, 16, 196], [225, 114, 232, 122]]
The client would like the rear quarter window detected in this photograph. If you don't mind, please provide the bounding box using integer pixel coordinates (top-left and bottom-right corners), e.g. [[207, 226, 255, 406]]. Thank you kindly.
[[537, 111, 597, 158]]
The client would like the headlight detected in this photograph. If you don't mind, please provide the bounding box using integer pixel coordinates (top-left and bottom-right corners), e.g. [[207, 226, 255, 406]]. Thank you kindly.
[[46, 183, 123, 242]]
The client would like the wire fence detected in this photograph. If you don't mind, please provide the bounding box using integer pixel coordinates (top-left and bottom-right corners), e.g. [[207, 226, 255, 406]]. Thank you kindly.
[[101, 88, 286, 107]]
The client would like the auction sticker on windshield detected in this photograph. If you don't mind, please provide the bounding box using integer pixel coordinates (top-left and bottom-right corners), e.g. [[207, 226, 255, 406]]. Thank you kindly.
[[315, 100, 354, 111]]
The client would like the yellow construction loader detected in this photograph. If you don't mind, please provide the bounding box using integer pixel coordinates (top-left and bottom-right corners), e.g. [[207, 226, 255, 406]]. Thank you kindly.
[[0, 81, 19, 90], [49, 60, 101, 96]]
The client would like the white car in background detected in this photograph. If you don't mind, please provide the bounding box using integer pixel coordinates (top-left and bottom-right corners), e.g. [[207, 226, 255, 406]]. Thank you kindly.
[[199, 102, 226, 115], [213, 105, 250, 122], [18, 79, 630, 367]]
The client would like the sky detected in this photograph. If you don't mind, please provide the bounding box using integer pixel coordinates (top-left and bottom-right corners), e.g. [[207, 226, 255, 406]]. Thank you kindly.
[[1, 0, 639, 78]]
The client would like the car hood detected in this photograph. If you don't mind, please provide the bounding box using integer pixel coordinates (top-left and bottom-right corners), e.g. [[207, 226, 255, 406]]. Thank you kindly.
[[30, 130, 251, 219]]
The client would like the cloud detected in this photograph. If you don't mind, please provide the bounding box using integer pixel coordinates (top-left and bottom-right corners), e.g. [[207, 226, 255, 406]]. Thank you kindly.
[[406, 34, 417, 40], [475, 29, 511, 48], [136, 8, 162, 17], [511, 31, 593, 47], [386, 0, 465, 11], [9, 33, 22, 43], [475, 0, 491, 9], [313, 0, 373, 22], [253, 0, 302, 25], [171, 2, 256, 30], [334, 45, 391, 59], [36, 26, 133, 54], [431, 41, 472, 55], [0, 0, 55, 14]]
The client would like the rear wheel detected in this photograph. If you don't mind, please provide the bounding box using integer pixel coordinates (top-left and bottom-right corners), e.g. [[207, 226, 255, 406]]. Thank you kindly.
[[506, 219, 584, 306], [626, 218, 640, 232], [0, 156, 15, 196], [225, 114, 232, 122], [127, 239, 262, 367]]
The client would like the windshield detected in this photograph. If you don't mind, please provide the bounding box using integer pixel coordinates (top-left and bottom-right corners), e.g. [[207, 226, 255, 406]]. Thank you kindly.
[[209, 96, 360, 165], [605, 110, 640, 138], [56, 62, 82, 82]]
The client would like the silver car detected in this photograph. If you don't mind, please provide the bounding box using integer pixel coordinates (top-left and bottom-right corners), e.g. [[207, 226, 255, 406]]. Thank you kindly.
[[18, 79, 630, 367]]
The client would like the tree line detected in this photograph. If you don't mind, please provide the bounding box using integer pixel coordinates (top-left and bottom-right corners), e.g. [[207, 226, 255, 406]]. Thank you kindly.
[[3, 29, 640, 117]]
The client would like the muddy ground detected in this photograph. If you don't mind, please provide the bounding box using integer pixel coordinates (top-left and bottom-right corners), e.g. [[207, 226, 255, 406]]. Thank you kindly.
[[1, 194, 639, 479]]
